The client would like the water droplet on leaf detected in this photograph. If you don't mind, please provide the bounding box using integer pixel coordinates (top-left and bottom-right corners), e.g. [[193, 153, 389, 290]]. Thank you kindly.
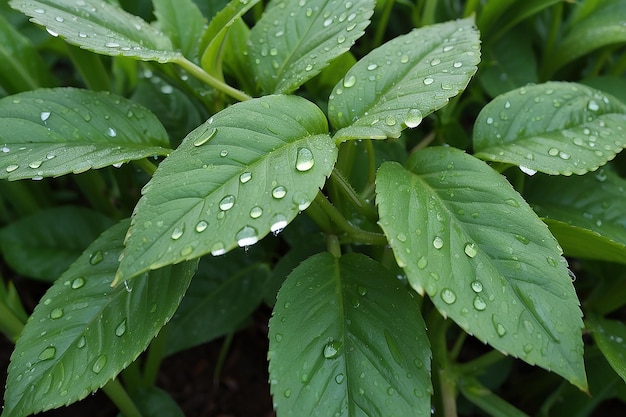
[[323, 340, 342, 359], [92, 355, 107, 374], [295, 147, 315, 172]]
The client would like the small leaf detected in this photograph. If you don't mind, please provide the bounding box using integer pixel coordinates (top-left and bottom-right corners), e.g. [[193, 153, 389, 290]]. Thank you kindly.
[[153, 0, 206, 60], [269, 252, 432, 417], [375, 148, 587, 389], [458, 377, 531, 417], [9, 0, 181, 62], [248, 0, 375, 94], [586, 316, 626, 384], [116, 95, 337, 282], [524, 168, 626, 264], [131, 386, 185, 417], [329, 17, 480, 141], [0, 87, 171, 180], [1, 220, 198, 417], [0, 206, 114, 281], [164, 254, 269, 356], [473, 82, 626, 176]]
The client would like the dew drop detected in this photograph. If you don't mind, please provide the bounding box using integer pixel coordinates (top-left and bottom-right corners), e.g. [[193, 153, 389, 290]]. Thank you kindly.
[[432, 236, 444, 249], [519, 166, 537, 176], [430, 58, 441, 66], [40, 111, 51, 122], [219, 149, 229, 157], [275, 333, 283, 342], [295, 147, 315, 172], [548, 147, 559, 156], [239, 171, 252, 183], [195, 220, 208, 232], [453, 61, 463, 68], [335, 373, 345, 384], [587, 100, 599, 112], [343, 75, 357, 88], [514, 234, 530, 245], [367, 63, 378, 70], [5, 164, 19, 173], [284, 389, 291, 398], [210, 242, 226, 256], [504, 198, 520, 207], [358, 286, 367, 296], [323, 340, 342, 359], [105, 42, 120, 48], [486, 117, 494, 125], [107, 127, 117, 137], [249, 206, 263, 219], [495, 322, 507, 337], [92, 355, 107, 374], [219, 195, 235, 211], [443, 45, 454, 52], [405, 109, 423, 128], [89, 250, 103, 265], [440, 288, 457, 304], [470, 281, 483, 293], [71, 277, 85, 289], [272, 186, 287, 199], [28, 161, 42, 169], [171, 226, 184, 240], [50, 308, 64, 319], [77, 336, 86, 349], [193, 128, 217, 146], [115, 319, 127, 336], [292, 191, 311, 211], [558, 151, 571, 160], [385, 115, 397, 126], [423, 77, 434, 85], [546, 256, 558, 267], [396, 233, 407, 242], [270, 214, 288, 234], [473, 296, 487, 311], [464, 242, 477, 258], [38, 346, 56, 361], [417, 256, 428, 269], [236, 225, 258, 247]]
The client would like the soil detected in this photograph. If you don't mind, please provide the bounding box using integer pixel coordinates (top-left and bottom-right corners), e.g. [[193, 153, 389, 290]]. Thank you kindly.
[[0, 278, 275, 417]]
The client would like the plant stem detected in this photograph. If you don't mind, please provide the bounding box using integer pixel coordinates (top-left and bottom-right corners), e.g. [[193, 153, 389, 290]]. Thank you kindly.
[[213, 332, 235, 387], [0, 300, 25, 342], [175, 57, 252, 102], [364, 139, 376, 186], [133, 158, 158, 177], [539, 3, 563, 81], [456, 349, 505, 376], [330, 169, 378, 223], [327, 234, 342, 258], [462, 0, 479, 18], [101, 378, 144, 417], [373, 0, 395, 47], [142, 326, 169, 386]]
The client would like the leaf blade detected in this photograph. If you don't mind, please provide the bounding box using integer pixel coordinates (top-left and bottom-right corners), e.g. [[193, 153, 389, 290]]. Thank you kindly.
[[473, 82, 626, 176], [117, 95, 337, 282], [329, 17, 481, 140], [269, 252, 432, 417], [153, 0, 206, 60], [587, 315, 626, 384], [375, 148, 586, 389]]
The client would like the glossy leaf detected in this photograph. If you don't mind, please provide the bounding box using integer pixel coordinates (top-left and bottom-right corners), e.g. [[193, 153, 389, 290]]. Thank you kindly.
[[164, 254, 270, 356], [269, 252, 432, 417], [199, 0, 260, 78], [524, 168, 626, 264], [116, 95, 337, 282], [0, 206, 114, 282], [0, 13, 50, 93], [543, 0, 626, 77], [479, 0, 563, 41], [473, 82, 626, 176], [375, 147, 586, 389], [1, 220, 198, 417], [329, 17, 480, 141], [248, 0, 375, 94], [586, 316, 626, 384], [9, 0, 181, 62], [0, 88, 171, 180], [153, 0, 205, 60]]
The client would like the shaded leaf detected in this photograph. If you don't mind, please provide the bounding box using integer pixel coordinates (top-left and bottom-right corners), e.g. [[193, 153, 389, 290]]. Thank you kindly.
[[0, 88, 171, 180], [1, 220, 198, 417], [116, 95, 337, 282], [473, 82, 626, 176], [586, 316, 626, 384], [131, 386, 185, 417], [153, 0, 206, 60], [248, 0, 375, 94], [458, 377, 530, 417], [165, 254, 269, 356], [375, 148, 586, 389], [582, 76, 626, 105], [524, 168, 626, 264], [0, 206, 114, 282], [9, 0, 181, 62], [269, 252, 432, 417], [329, 18, 480, 141]]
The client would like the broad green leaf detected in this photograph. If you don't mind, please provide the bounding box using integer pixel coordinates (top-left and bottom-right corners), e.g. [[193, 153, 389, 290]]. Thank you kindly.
[[0, 206, 114, 282], [222, 18, 258, 95], [269, 253, 432, 417], [0, 13, 51, 93], [199, 0, 260, 79], [543, 0, 626, 77], [524, 168, 626, 264], [329, 18, 480, 141], [478, 0, 562, 41], [375, 147, 587, 390], [0, 87, 171, 180], [164, 254, 270, 356], [153, 0, 206, 60], [473, 82, 626, 176], [478, 27, 537, 98], [116, 95, 337, 282], [9, 0, 181, 62], [1, 220, 198, 417], [248, 0, 375, 94], [587, 316, 626, 384], [458, 377, 530, 417]]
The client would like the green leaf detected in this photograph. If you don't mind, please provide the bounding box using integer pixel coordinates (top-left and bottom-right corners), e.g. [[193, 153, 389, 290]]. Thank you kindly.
[[153, 0, 206, 60], [0, 87, 171, 180], [131, 386, 185, 417], [164, 254, 269, 356], [1, 220, 198, 417], [199, 0, 260, 79], [0, 206, 114, 282], [0, 13, 51, 93], [269, 252, 432, 417], [543, 0, 626, 77], [9, 0, 181, 62], [116, 95, 337, 282], [582, 76, 626, 106], [587, 316, 626, 384], [478, 0, 563, 41], [473, 82, 626, 176], [248, 0, 375, 94], [524, 168, 626, 264], [458, 377, 530, 417], [375, 147, 587, 390], [329, 17, 480, 141]]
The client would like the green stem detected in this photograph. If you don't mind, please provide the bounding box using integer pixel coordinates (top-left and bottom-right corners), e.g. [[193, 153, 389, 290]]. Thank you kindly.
[[213, 332, 235, 387], [314, 193, 387, 245], [327, 234, 342, 258], [373, 0, 395, 47], [142, 325, 169, 386], [427, 307, 457, 417], [456, 349, 505, 376], [539, 3, 563, 81], [175, 57, 252, 102], [330, 169, 378, 223], [133, 158, 158, 177], [462, 0, 479, 18], [610, 50, 626, 76], [66, 44, 111, 91], [422, 0, 438, 26], [0, 300, 25, 342], [306, 195, 333, 232], [364, 139, 377, 186], [101, 378, 144, 417]]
